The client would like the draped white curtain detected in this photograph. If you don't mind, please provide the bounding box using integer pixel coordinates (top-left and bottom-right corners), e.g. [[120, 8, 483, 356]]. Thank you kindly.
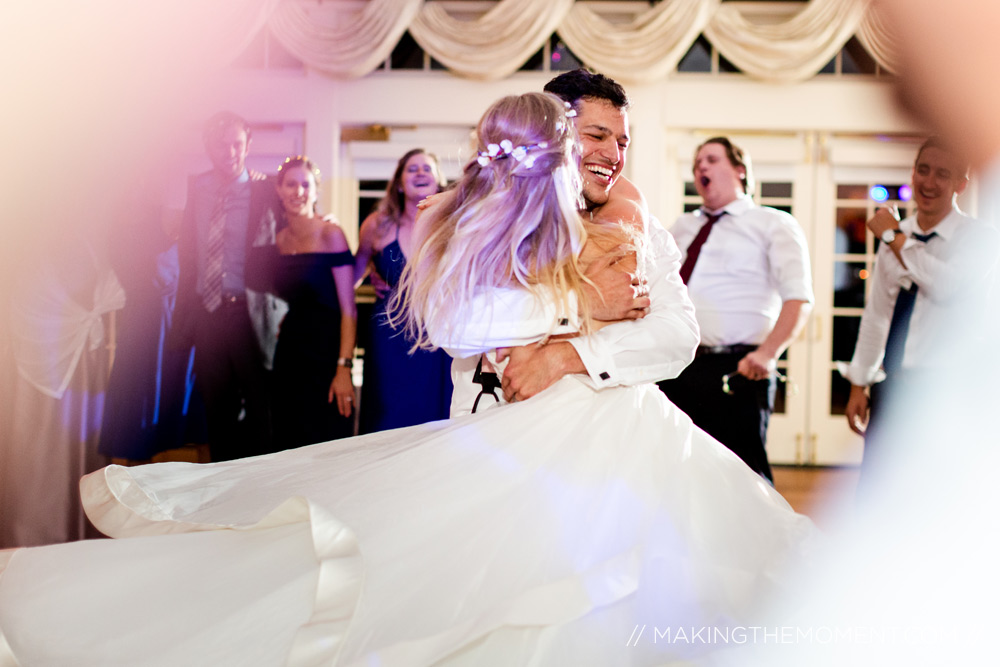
[[269, 0, 423, 77], [259, 0, 899, 83], [410, 0, 575, 80], [704, 0, 870, 82], [854, 1, 900, 75], [558, 0, 721, 83]]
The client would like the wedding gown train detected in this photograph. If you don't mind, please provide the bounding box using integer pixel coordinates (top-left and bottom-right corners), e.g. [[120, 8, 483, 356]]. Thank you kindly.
[[0, 378, 817, 666]]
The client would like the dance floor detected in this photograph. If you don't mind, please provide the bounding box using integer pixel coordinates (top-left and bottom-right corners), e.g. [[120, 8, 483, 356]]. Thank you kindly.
[[772, 464, 860, 528]]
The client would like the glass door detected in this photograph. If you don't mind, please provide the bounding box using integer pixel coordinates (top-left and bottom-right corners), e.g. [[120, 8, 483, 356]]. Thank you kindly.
[[808, 135, 925, 464]]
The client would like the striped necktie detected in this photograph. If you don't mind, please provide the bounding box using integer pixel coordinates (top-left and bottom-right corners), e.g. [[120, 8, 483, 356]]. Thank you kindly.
[[203, 185, 228, 312]]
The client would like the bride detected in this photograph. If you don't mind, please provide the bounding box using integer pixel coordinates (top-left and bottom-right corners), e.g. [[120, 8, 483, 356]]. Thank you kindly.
[[0, 93, 816, 667]]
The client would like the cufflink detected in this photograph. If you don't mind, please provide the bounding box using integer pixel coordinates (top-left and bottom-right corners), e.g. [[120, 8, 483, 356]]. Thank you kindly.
[[599, 372, 610, 381]]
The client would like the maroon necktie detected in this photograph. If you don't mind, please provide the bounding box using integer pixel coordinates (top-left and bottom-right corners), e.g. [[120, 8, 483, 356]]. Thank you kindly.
[[679, 211, 723, 284]]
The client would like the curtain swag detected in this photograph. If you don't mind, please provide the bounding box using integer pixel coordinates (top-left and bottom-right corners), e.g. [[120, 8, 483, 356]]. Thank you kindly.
[[263, 0, 894, 84]]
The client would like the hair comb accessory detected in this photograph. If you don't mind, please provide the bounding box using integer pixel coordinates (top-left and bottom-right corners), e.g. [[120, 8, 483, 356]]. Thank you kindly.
[[477, 140, 549, 169]]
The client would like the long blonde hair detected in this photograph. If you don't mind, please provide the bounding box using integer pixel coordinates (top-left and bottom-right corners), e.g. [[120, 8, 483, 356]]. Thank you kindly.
[[392, 92, 590, 350]]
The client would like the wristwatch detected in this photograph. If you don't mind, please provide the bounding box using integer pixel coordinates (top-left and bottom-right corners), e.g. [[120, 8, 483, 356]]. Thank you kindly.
[[337, 357, 354, 369], [880, 228, 903, 244]]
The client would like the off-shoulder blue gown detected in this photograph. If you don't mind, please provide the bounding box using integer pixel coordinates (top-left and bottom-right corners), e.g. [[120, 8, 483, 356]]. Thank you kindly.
[[359, 237, 453, 433]]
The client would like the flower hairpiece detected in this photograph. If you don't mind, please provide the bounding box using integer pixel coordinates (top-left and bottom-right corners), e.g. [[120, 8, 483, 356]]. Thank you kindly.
[[477, 139, 549, 169], [554, 102, 577, 133]]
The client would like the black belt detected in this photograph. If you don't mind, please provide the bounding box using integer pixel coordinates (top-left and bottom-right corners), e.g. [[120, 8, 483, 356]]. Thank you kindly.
[[695, 344, 757, 358]]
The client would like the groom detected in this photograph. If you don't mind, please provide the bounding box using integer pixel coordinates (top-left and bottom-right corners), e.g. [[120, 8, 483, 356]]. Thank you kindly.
[[449, 69, 699, 415]]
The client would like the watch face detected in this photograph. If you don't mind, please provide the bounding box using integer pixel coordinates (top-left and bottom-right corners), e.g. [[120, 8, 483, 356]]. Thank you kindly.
[[881, 229, 895, 244]]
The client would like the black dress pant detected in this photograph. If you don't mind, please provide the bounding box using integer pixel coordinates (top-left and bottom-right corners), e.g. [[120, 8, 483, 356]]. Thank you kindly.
[[657, 350, 775, 482], [192, 300, 272, 461]]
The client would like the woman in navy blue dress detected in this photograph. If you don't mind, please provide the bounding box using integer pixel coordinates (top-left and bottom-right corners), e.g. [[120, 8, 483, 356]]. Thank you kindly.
[[271, 156, 357, 449], [355, 149, 454, 433]]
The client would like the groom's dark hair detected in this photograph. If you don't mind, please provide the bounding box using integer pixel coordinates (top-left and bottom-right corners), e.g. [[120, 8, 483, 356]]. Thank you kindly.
[[544, 69, 630, 110], [545, 68, 632, 109]]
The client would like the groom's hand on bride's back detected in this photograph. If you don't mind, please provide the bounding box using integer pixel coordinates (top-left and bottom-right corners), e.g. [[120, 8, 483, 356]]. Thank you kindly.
[[584, 245, 650, 321]]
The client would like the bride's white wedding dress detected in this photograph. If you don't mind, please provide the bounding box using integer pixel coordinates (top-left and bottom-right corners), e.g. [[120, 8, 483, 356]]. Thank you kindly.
[[0, 369, 816, 666]]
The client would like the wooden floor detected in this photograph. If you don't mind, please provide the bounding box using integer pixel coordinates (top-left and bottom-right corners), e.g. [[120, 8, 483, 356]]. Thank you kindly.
[[772, 464, 860, 528]]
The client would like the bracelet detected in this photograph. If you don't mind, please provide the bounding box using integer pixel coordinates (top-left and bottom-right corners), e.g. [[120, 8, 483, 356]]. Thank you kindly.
[[337, 357, 354, 369]]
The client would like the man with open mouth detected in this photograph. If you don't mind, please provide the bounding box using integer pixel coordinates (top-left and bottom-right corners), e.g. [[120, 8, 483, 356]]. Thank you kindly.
[[658, 137, 814, 483]]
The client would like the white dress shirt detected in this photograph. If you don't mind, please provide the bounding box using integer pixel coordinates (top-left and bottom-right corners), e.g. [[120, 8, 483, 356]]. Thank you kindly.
[[845, 207, 998, 386], [430, 217, 700, 417], [670, 195, 814, 347]]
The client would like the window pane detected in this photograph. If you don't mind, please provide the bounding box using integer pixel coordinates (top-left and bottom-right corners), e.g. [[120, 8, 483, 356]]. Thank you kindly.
[[683, 203, 701, 213], [837, 207, 869, 254], [832, 315, 862, 361], [833, 262, 867, 308], [761, 182, 793, 198], [684, 181, 699, 197], [550, 36, 582, 71], [519, 46, 544, 72], [837, 184, 868, 200], [818, 56, 836, 75], [391, 31, 423, 70], [842, 37, 877, 75], [719, 52, 740, 73], [830, 371, 852, 416], [358, 197, 380, 225], [883, 184, 903, 200], [774, 379, 786, 415], [678, 35, 711, 73]]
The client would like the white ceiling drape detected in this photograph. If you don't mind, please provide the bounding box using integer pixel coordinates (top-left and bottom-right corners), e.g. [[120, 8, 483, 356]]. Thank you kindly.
[[558, 0, 721, 83], [704, 0, 870, 82], [256, 0, 897, 83], [269, 0, 423, 77], [410, 0, 575, 80]]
